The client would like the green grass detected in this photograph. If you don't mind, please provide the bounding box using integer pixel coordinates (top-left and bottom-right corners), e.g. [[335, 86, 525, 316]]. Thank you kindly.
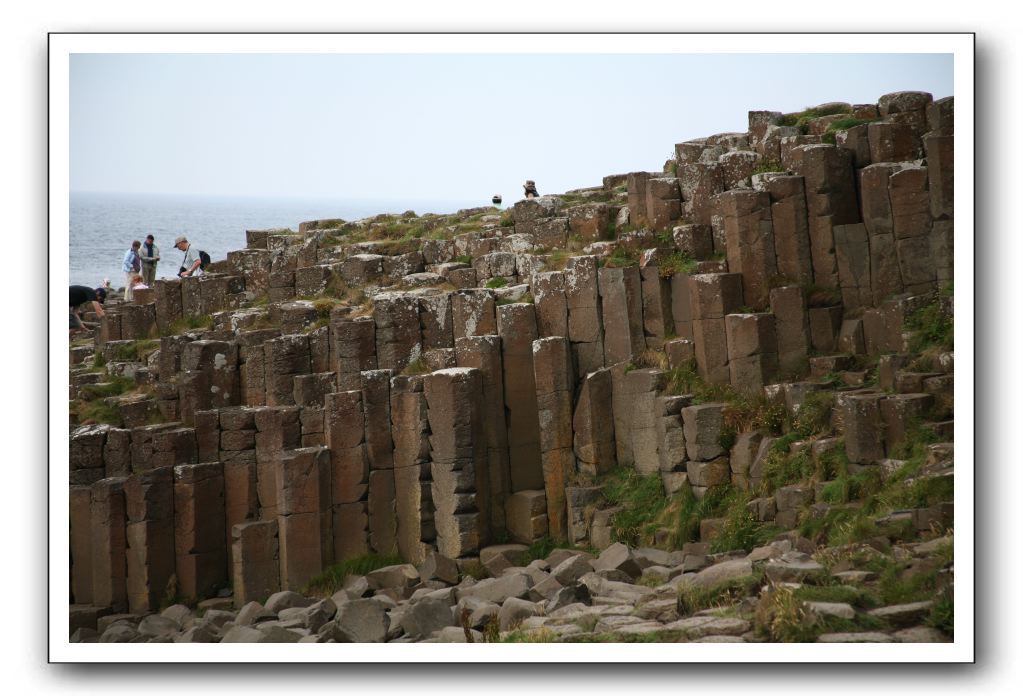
[[677, 570, 763, 616], [164, 314, 214, 336], [657, 251, 698, 278], [73, 399, 123, 426], [522, 536, 597, 564], [108, 339, 160, 363], [791, 391, 835, 437], [708, 491, 780, 553], [453, 255, 472, 265], [928, 585, 954, 636], [601, 245, 639, 269], [752, 158, 786, 175], [906, 286, 954, 352], [77, 375, 136, 401], [401, 358, 429, 376], [303, 553, 402, 597], [485, 277, 508, 289], [601, 468, 670, 546]]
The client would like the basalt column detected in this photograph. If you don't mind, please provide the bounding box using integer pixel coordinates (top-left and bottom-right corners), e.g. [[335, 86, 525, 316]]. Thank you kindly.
[[275, 447, 331, 591], [390, 375, 434, 566], [532, 337, 576, 541], [564, 256, 605, 381], [455, 335, 510, 535], [361, 370, 397, 554], [123, 466, 176, 614], [497, 303, 544, 493], [424, 368, 488, 559], [324, 391, 370, 561], [173, 462, 227, 602]]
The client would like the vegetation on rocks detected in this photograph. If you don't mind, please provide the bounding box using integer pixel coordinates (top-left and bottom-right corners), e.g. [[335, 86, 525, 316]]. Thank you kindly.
[[303, 553, 402, 597]]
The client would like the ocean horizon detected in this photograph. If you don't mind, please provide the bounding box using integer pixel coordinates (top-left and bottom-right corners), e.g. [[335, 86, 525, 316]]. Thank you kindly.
[[67, 190, 485, 288]]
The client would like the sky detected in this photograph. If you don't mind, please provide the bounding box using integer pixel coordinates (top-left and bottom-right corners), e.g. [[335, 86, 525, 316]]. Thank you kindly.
[[70, 52, 953, 205]]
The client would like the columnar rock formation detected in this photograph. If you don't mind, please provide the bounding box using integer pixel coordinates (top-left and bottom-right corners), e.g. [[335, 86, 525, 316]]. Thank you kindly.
[[68, 91, 955, 643]]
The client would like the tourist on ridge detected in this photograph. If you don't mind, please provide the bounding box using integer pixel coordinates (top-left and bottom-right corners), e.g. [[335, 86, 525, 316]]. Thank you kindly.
[[174, 235, 203, 278], [140, 234, 160, 286], [122, 240, 142, 301], [69, 285, 106, 336], [523, 180, 539, 199]]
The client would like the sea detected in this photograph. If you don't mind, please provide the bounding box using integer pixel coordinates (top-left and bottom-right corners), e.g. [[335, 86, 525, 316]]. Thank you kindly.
[[68, 191, 482, 288]]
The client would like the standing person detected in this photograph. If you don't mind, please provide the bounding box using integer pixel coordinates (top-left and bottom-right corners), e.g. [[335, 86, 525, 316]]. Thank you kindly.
[[523, 180, 539, 199], [174, 235, 203, 277], [69, 285, 106, 336], [140, 234, 160, 287], [122, 240, 142, 301]]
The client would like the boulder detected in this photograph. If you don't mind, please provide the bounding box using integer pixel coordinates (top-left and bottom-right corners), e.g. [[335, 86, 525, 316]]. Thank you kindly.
[[400, 597, 457, 640], [333, 598, 390, 643]]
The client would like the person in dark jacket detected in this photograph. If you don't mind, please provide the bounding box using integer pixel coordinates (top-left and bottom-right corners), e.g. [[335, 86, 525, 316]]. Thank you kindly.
[[69, 285, 106, 335], [523, 180, 539, 199]]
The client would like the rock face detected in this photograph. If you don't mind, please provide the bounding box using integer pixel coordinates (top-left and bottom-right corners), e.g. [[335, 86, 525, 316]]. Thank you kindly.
[[68, 90, 955, 646]]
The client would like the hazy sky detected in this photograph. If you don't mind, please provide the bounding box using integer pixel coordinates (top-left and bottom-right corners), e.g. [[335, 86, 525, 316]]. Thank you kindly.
[[70, 53, 953, 205]]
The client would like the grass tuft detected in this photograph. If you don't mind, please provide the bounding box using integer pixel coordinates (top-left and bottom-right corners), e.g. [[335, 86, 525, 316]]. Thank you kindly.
[[303, 553, 402, 597]]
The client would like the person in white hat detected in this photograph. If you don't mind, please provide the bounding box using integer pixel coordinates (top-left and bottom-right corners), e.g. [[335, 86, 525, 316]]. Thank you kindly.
[[174, 235, 202, 277]]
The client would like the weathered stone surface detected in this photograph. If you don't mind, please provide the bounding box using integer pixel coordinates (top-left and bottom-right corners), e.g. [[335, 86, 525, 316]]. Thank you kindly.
[[791, 145, 858, 289], [497, 304, 544, 492], [451, 289, 497, 340], [842, 393, 886, 464], [424, 368, 487, 558], [333, 598, 390, 643], [683, 559, 754, 589], [573, 368, 616, 477], [232, 520, 280, 607], [506, 490, 548, 545], [682, 403, 726, 461], [123, 467, 175, 614], [172, 463, 227, 602]]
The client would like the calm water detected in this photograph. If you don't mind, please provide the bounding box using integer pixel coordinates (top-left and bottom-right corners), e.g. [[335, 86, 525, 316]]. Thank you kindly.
[[68, 192, 480, 287]]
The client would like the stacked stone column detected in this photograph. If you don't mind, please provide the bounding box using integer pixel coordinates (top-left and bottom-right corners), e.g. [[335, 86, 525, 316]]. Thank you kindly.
[[274, 447, 331, 591], [373, 292, 423, 372], [389, 375, 434, 566], [792, 144, 860, 289], [688, 273, 743, 384], [455, 335, 510, 535], [90, 477, 128, 612], [598, 266, 645, 365], [533, 271, 569, 338], [330, 315, 377, 391], [573, 367, 616, 477], [563, 256, 605, 379], [124, 466, 175, 613], [360, 370, 397, 554], [263, 334, 311, 407], [532, 337, 576, 541], [770, 286, 810, 375], [766, 176, 814, 285], [324, 391, 370, 561], [173, 462, 227, 602], [423, 368, 488, 560], [714, 190, 778, 310], [497, 303, 544, 492], [725, 313, 779, 393]]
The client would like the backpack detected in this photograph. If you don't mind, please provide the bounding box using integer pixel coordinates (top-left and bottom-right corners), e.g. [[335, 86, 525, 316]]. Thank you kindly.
[[198, 250, 211, 270]]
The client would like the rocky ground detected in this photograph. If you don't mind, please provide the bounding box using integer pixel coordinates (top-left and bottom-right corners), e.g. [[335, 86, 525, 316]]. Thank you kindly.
[[70, 532, 952, 644]]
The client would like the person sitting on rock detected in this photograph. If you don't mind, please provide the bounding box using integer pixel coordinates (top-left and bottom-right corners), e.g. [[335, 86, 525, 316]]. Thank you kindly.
[[523, 180, 538, 199], [69, 285, 106, 336]]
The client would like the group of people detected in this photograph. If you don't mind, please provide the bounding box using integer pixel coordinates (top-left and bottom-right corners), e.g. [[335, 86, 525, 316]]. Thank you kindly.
[[70, 234, 206, 335], [120, 234, 204, 300]]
